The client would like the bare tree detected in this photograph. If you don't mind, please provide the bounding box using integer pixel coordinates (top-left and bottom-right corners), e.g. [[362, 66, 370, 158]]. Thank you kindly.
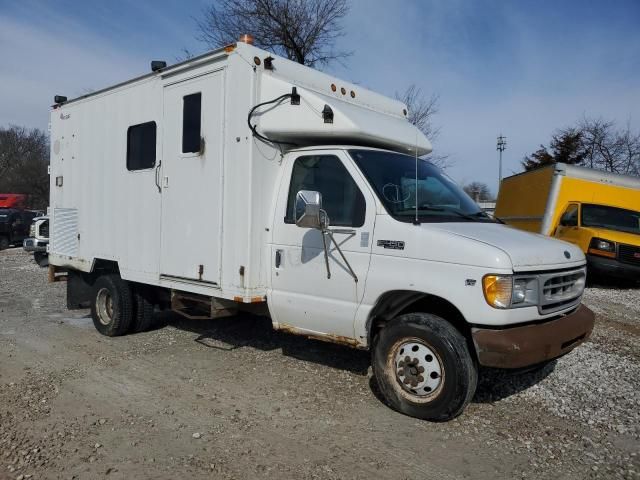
[[196, 0, 351, 67], [522, 116, 640, 176], [396, 85, 449, 168], [522, 128, 586, 171], [396, 85, 440, 139], [0, 125, 50, 209], [578, 116, 640, 175], [463, 182, 493, 201]]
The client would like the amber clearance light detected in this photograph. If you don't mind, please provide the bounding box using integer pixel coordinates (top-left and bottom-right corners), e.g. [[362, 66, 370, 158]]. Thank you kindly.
[[239, 34, 254, 44]]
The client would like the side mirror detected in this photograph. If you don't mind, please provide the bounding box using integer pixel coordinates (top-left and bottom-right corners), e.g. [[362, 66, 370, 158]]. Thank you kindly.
[[295, 190, 324, 229]]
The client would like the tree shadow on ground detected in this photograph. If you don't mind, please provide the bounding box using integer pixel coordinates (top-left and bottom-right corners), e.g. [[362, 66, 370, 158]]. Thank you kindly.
[[154, 311, 557, 404], [473, 360, 556, 403], [159, 311, 371, 376]]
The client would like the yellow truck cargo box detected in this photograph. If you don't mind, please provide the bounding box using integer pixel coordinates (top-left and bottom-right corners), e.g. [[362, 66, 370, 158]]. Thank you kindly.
[[495, 163, 640, 279]]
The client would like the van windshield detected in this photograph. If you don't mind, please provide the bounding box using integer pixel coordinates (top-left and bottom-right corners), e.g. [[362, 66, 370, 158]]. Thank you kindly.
[[349, 149, 492, 223], [581, 204, 640, 235]]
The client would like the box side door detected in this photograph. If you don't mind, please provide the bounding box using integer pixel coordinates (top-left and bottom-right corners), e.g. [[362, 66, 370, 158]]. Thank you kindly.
[[160, 70, 225, 284]]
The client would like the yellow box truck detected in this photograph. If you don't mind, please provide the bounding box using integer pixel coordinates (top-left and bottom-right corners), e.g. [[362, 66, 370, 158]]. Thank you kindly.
[[495, 163, 640, 280]]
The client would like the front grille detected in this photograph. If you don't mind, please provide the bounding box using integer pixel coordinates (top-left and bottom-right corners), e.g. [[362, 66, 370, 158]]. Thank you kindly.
[[539, 269, 586, 314], [618, 243, 640, 265], [38, 220, 49, 239]]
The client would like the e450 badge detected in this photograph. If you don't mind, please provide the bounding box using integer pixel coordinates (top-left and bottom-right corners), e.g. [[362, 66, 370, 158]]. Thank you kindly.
[[377, 240, 405, 250]]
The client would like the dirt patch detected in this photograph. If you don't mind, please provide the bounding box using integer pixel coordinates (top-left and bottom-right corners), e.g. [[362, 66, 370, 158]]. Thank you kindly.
[[1, 249, 639, 479]]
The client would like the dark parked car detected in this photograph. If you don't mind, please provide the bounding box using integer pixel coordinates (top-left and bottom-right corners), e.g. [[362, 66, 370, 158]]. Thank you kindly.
[[0, 208, 43, 250]]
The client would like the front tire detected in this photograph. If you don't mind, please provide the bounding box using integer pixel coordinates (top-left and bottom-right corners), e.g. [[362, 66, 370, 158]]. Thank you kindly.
[[372, 313, 477, 421], [0, 236, 9, 251], [91, 274, 133, 336]]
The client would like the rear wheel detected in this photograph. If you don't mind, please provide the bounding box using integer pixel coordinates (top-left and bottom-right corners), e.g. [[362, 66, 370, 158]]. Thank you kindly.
[[91, 274, 133, 336], [372, 313, 477, 421], [131, 285, 155, 333]]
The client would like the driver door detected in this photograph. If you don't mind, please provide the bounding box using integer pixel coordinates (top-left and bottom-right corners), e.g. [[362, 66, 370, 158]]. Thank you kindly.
[[269, 151, 376, 339], [554, 203, 581, 245]]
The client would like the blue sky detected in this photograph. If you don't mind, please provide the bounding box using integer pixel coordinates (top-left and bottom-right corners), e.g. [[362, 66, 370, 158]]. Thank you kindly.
[[1, 0, 639, 193]]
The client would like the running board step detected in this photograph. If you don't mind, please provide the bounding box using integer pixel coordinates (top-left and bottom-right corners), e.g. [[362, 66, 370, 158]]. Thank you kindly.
[[170, 291, 237, 320], [48, 265, 68, 283]]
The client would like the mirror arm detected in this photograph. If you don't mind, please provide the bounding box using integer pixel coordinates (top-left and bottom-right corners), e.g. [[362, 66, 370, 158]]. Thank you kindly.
[[324, 229, 359, 283], [321, 228, 332, 279]]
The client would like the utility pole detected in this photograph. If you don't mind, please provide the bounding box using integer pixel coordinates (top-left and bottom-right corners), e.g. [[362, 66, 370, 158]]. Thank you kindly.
[[496, 134, 507, 185]]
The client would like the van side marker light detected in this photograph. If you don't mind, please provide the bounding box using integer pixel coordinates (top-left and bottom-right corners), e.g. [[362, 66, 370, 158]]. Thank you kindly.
[[233, 296, 267, 303]]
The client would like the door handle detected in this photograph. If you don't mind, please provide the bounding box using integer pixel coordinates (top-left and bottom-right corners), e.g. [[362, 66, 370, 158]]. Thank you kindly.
[[155, 160, 162, 193], [275, 249, 283, 268]]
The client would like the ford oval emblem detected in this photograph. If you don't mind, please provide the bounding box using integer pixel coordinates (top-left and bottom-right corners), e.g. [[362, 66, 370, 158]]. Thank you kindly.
[[564, 251, 571, 259]]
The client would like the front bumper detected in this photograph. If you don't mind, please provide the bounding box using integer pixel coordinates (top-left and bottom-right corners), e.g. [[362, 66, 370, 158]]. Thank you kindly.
[[471, 304, 595, 368], [587, 254, 640, 280], [23, 238, 47, 253]]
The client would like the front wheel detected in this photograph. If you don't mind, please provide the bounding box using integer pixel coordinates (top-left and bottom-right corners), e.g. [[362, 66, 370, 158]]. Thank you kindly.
[[372, 313, 477, 421]]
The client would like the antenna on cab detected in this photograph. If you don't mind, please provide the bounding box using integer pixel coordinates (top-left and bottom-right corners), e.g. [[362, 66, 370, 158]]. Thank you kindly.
[[414, 129, 420, 225]]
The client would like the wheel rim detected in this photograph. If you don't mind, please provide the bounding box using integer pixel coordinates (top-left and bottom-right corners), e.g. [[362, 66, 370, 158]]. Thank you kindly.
[[390, 338, 444, 401], [95, 288, 114, 326]]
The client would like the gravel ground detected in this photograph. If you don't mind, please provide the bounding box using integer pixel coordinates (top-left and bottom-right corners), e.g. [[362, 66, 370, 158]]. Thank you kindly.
[[1, 248, 639, 479]]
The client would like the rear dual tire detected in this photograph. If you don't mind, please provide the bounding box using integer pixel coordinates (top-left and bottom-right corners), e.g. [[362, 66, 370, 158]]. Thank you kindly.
[[91, 275, 133, 336], [90, 275, 154, 336], [372, 313, 477, 421], [131, 285, 155, 333]]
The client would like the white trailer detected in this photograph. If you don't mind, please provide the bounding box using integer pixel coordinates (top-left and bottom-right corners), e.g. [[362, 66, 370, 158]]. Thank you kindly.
[[49, 40, 594, 420]]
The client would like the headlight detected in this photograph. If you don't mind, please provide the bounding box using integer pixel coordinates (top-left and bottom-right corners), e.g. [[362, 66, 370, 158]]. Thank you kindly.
[[482, 275, 512, 308], [29, 224, 36, 236], [483, 275, 539, 309], [588, 237, 616, 258], [512, 279, 527, 304]]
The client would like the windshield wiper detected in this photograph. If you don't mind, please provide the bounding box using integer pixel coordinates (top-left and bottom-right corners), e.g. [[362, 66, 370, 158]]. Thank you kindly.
[[417, 205, 482, 221]]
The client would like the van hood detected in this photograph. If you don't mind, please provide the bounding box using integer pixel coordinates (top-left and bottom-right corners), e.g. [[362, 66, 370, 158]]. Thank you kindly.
[[429, 222, 585, 271]]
